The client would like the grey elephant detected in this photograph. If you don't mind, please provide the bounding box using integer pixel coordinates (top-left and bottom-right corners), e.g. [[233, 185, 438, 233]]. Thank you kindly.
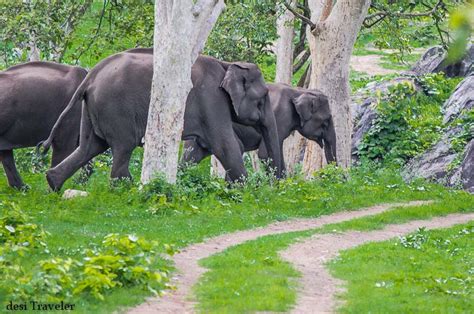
[[0, 62, 86, 189], [184, 83, 337, 172], [41, 48, 282, 191]]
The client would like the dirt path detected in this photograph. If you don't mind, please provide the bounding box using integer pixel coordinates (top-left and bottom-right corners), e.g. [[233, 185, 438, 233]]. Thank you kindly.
[[350, 54, 398, 76], [128, 201, 431, 313], [281, 213, 474, 314]]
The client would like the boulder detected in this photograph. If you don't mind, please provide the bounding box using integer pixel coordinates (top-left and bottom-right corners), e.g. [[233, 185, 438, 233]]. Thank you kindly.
[[403, 127, 461, 183], [442, 74, 474, 124], [411, 44, 473, 77], [62, 189, 89, 199], [402, 75, 473, 193], [461, 140, 474, 193]]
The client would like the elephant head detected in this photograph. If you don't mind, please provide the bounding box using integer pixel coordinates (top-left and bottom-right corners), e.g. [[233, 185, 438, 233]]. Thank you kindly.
[[221, 63, 282, 177], [293, 91, 337, 163]]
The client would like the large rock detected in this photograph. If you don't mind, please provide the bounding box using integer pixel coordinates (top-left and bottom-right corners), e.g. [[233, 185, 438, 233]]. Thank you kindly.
[[461, 140, 474, 193], [403, 127, 461, 183], [402, 75, 473, 193], [442, 74, 474, 124], [411, 44, 473, 77]]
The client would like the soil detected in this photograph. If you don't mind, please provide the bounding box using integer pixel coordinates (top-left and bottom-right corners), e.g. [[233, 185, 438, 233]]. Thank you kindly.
[[128, 201, 432, 313], [350, 54, 399, 76], [280, 212, 474, 313]]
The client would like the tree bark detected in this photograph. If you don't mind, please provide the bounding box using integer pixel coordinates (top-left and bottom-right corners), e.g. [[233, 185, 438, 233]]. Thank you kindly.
[[301, 0, 371, 174], [141, 0, 225, 184]]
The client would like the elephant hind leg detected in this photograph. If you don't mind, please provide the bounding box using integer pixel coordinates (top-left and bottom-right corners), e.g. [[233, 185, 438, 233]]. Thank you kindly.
[[110, 146, 134, 180], [46, 106, 108, 192], [0, 150, 25, 189], [182, 139, 211, 165]]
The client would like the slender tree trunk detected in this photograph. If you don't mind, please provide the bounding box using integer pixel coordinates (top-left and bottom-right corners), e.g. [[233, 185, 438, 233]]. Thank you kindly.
[[301, 0, 371, 175], [27, 32, 40, 61], [141, 0, 225, 184]]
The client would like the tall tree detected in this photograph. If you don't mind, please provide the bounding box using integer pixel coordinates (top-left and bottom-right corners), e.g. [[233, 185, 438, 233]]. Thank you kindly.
[[284, 0, 371, 174], [141, 0, 225, 184]]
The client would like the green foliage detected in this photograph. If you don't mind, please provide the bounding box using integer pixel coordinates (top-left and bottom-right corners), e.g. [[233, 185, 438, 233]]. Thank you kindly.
[[399, 227, 429, 249], [331, 223, 474, 313], [205, 1, 277, 62], [0, 1, 92, 66], [0, 202, 174, 304], [449, 108, 474, 153], [446, 4, 473, 63], [358, 74, 462, 165], [363, 0, 460, 62]]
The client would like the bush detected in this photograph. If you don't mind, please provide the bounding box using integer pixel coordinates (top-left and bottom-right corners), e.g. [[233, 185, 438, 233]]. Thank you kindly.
[[0, 203, 175, 302], [357, 74, 462, 165]]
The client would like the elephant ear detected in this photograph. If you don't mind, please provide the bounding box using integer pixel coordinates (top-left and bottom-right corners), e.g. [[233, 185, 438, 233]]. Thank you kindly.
[[292, 94, 313, 127], [220, 63, 250, 117]]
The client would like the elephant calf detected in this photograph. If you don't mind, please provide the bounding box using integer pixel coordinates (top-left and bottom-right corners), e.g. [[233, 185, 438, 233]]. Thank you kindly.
[[0, 62, 86, 188], [184, 83, 337, 173]]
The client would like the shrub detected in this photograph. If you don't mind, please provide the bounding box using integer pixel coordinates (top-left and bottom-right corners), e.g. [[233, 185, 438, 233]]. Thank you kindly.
[[358, 74, 462, 165]]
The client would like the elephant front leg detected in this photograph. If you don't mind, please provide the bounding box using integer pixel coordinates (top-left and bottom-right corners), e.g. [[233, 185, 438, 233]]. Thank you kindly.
[[0, 150, 26, 189], [213, 135, 247, 182]]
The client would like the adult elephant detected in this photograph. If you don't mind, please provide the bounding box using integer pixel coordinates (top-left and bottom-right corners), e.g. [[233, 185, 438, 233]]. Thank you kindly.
[[0, 62, 86, 189], [184, 83, 337, 173], [41, 48, 282, 191]]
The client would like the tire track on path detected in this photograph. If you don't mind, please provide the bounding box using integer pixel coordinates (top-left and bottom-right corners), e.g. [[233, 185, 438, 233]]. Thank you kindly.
[[281, 212, 474, 313], [128, 200, 431, 313]]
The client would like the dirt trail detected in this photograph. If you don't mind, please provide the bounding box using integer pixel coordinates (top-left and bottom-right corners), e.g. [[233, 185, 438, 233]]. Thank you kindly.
[[350, 54, 398, 76], [281, 213, 474, 314], [128, 201, 431, 313]]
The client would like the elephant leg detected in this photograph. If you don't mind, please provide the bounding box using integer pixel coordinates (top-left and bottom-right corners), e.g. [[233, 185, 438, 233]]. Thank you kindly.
[[182, 139, 210, 164], [46, 107, 108, 192], [0, 150, 25, 189], [110, 146, 134, 180], [213, 136, 247, 182]]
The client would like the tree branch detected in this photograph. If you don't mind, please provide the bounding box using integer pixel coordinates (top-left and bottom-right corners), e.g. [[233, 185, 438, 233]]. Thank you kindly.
[[283, 1, 316, 30], [365, 0, 444, 22]]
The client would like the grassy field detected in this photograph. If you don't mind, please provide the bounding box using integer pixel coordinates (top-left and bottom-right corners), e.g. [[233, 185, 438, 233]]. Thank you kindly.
[[2, 154, 469, 313], [330, 222, 473, 313], [194, 195, 474, 313]]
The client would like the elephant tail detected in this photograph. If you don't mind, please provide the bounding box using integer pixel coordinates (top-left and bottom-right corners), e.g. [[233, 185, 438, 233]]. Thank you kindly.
[[37, 78, 88, 156]]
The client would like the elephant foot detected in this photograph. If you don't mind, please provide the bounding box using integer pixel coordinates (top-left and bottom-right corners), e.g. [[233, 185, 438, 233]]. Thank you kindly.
[[10, 182, 29, 191], [46, 170, 63, 192]]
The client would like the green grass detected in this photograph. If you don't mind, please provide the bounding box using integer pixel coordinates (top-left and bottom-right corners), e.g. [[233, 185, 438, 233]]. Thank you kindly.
[[194, 193, 474, 313], [0, 152, 461, 313], [330, 223, 474, 313]]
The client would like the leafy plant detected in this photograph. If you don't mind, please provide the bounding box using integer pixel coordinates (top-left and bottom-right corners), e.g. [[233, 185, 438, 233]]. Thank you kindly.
[[357, 74, 461, 165]]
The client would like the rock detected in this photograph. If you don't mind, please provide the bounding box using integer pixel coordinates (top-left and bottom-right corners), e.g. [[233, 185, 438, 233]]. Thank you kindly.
[[442, 74, 474, 124], [403, 127, 461, 183], [62, 189, 89, 199], [411, 44, 473, 77], [351, 76, 419, 159], [461, 140, 474, 193], [402, 75, 473, 193]]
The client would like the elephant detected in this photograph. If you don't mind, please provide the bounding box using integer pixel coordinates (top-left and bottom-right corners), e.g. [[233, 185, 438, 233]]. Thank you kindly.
[[40, 48, 282, 191], [184, 83, 337, 173], [0, 61, 87, 189]]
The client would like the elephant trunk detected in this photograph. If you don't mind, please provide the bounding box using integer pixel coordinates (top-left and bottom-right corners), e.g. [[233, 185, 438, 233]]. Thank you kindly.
[[260, 94, 283, 178], [323, 118, 337, 164]]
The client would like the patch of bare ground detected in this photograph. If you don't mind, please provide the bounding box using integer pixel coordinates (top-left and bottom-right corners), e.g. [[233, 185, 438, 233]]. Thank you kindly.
[[280, 212, 474, 314], [128, 201, 431, 313], [350, 54, 399, 76]]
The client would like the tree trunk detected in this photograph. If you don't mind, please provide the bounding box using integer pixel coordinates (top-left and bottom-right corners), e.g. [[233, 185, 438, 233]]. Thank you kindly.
[[141, 0, 225, 184], [275, 0, 295, 84], [27, 33, 40, 61], [302, 0, 371, 174]]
